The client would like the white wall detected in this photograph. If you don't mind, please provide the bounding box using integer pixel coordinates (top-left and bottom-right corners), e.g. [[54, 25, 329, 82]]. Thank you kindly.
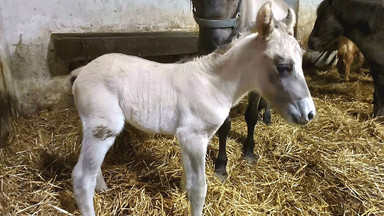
[[296, 0, 323, 47], [0, 0, 197, 114], [285, 0, 299, 10]]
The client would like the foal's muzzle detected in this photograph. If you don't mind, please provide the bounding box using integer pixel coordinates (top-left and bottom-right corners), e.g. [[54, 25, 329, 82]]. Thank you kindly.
[[292, 110, 315, 125], [289, 98, 316, 125]]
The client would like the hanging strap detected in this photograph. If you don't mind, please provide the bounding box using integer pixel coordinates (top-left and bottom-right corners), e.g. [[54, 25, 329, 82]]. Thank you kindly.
[[193, 0, 242, 29]]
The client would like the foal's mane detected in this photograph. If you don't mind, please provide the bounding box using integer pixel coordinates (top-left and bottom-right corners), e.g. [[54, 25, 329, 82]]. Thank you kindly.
[[319, 0, 384, 32], [188, 32, 249, 69], [197, 21, 293, 60]]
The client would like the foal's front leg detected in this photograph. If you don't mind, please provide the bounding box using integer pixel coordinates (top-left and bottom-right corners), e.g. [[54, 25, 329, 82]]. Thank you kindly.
[[178, 130, 209, 216], [244, 92, 261, 164]]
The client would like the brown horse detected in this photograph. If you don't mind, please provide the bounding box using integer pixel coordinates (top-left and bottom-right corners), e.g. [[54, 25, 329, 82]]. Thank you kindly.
[[308, 0, 384, 116], [337, 36, 365, 81]]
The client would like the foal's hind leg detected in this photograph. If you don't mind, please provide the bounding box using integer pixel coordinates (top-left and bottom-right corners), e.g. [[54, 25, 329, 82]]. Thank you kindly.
[[244, 92, 261, 164], [72, 134, 120, 215], [72, 110, 124, 215], [215, 116, 231, 180], [178, 129, 208, 216], [95, 168, 108, 192]]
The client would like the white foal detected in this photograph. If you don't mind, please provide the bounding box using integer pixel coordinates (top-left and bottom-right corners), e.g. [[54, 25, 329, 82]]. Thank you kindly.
[[72, 3, 315, 216]]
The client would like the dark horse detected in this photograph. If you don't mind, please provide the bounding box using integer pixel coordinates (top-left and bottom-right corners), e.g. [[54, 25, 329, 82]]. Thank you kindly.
[[308, 0, 384, 116], [191, 0, 292, 179]]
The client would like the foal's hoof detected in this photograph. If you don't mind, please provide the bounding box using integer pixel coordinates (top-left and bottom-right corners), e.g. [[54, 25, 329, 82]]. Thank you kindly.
[[95, 183, 109, 192], [214, 169, 228, 182]]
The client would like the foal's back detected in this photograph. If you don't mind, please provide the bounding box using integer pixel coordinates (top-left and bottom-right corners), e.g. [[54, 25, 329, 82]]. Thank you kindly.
[[73, 53, 223, 135], [73, 54, 180, 133]]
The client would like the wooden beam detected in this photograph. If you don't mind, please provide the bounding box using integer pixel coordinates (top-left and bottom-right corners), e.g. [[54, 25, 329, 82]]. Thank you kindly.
[[48, 32, 198, 75], [0, 59, 10, 148]]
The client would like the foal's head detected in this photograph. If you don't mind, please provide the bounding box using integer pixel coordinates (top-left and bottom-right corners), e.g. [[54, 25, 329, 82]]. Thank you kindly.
[[192, 0, 241, 54], [308, 0, 343, 51], [249, 2, 315, 125]]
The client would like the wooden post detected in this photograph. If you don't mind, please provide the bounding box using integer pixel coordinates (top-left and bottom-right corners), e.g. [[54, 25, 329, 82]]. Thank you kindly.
[[0, 59, 10, 148]]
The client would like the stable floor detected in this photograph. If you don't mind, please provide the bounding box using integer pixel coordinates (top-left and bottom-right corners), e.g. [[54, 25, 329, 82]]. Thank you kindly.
[[1, 67, 384, 215]]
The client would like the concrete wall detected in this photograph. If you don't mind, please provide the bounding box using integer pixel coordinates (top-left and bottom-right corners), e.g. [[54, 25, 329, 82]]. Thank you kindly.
[[0, 0, 197, 114], [0, 0, 322, 115], [285, 0, 299, 12], [296, 0, 323, 48], [296, 0, 337, 69]]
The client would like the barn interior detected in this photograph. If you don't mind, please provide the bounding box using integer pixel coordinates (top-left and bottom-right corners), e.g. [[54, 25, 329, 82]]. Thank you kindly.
[[1, 0, 384, 215]]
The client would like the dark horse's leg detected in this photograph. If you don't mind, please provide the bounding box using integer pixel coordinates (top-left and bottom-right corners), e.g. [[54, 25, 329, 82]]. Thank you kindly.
[[259, 97, 271, 125], [371, 63, 384, 117], [244, 92, 261, 163], [215, 116, 231, 180]]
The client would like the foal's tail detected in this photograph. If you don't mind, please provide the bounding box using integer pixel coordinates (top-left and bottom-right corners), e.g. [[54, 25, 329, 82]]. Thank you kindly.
[[69, 66, 84, 86]]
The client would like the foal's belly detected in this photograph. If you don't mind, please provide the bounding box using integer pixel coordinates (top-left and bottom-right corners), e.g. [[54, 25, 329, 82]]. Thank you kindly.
[[122, 104, 178, 135], [117, 73, 179, 135]]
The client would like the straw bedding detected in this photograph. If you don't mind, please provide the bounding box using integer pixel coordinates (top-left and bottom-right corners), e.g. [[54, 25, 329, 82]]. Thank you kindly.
[[1, 67, 384, 215]]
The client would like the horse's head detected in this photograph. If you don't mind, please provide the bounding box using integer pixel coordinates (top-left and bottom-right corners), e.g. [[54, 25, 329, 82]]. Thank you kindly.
[[192, 0, 241, 55], [308, 0, 343, 51], [249, 2, 315, 125]]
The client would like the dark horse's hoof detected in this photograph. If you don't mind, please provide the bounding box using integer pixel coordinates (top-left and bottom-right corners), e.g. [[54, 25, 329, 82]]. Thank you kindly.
[[243, 155, 257, 165], [262, 113, 271, 125], [243, 138, 258, 165], [214, 168, 228, 182]]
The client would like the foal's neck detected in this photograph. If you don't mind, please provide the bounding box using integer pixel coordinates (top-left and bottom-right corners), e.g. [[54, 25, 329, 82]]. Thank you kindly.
[[197, 34, 265, 106]]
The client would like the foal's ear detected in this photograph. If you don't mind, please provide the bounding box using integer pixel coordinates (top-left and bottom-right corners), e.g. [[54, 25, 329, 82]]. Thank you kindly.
[[256, 2, 274, 40], [285, 8, 296, 36]]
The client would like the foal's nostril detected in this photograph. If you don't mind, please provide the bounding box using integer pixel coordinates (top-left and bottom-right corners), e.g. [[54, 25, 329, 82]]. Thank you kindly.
[[307, 111, 315, 121]]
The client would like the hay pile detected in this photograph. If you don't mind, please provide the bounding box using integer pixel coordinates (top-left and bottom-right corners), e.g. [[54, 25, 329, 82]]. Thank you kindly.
[[1, 67, 384, 215]]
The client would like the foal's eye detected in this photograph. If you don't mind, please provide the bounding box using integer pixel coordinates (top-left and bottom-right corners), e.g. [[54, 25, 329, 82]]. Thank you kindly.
[[276, 64, 293, 75]]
